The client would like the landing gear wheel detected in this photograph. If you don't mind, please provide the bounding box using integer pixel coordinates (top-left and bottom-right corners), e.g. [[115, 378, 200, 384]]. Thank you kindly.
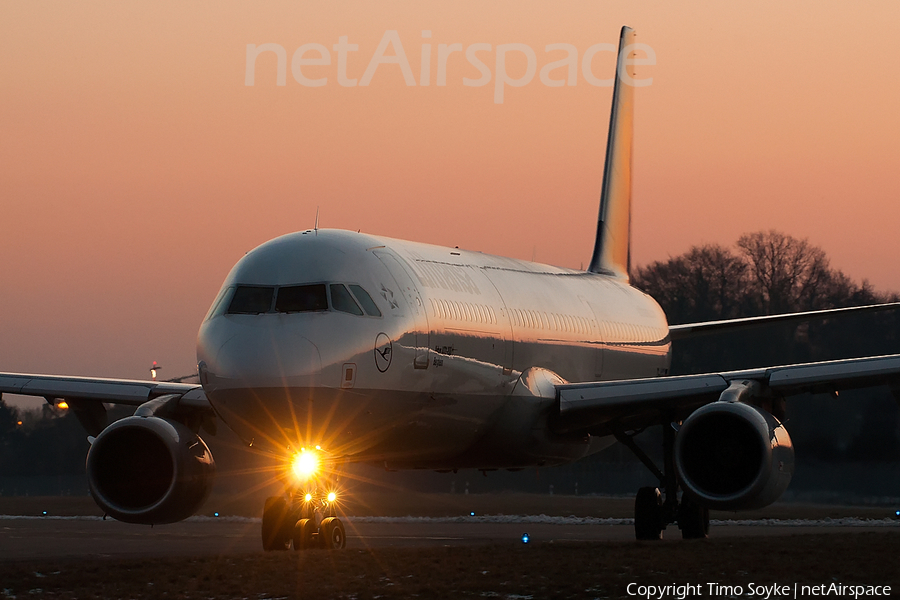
[[678, 497, 709, 539], [292, 518, 315, 551], [262, 496, 292, 551], [320, 517, 346, 549], [634, 486, 664, 540]]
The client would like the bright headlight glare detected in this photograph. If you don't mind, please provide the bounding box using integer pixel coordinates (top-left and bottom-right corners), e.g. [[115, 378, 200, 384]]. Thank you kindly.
[[304, 493, 313, 502], [327, 492, 337, 502], [291, 449, 319, 480]]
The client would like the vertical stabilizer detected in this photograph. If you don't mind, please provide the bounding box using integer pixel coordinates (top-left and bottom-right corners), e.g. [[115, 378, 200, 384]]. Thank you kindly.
[[588, 26, 635, 280]]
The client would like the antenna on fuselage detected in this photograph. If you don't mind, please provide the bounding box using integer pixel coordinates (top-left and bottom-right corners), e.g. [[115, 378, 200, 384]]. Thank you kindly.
[[314, 206, 319, 235]]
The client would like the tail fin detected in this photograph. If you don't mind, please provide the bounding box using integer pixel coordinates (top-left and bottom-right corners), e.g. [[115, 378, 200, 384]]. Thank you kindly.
[[588, 26, 635, 280]]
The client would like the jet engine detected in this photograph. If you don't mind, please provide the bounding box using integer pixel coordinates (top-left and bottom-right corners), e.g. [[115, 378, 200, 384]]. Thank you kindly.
[[674, 401, 794, 511], [86, 415, 215, 524]]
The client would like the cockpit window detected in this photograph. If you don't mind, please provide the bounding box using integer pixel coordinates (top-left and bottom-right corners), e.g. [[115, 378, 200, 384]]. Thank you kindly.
[[227, 286, 275, 314], [349, 285, 382, 317], [205, 285, 235, 321], [275, 284, 328, 313], [219, 281, 380, 317], [330, 284, 364, 315]]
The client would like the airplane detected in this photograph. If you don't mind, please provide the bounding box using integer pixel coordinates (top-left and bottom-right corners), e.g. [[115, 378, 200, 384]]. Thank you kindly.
[[2, 26, 900, 548]]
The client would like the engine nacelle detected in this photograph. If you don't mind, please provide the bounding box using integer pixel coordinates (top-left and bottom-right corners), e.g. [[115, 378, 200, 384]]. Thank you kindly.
[[674, 401, 794, 511], [86, 415, 215, 524]]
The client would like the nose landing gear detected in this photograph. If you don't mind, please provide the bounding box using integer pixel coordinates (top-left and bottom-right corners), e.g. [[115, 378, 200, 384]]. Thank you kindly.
[[319, 516, 347, 549], [262, 488, 346, 551]]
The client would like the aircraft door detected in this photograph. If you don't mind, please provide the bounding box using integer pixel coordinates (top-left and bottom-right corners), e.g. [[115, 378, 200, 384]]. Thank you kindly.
[[580, 296, 605, 380], [373, 251, 430, 369], [492, 300, 514, 376]]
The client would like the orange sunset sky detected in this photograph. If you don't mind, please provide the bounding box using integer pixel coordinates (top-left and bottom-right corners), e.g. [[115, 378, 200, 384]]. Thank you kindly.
[[2, 2, 900, 404]]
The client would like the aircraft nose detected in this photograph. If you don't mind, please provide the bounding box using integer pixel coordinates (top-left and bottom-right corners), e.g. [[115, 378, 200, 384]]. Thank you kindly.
[[198, 322, 323, 391]]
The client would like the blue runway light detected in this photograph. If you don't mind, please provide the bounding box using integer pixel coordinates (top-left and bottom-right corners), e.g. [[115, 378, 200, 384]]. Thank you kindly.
[[470, 512, 475, 516], [522, 533, 530, 544], [214, 512, 219, 517], [42, 511, 47, 516]]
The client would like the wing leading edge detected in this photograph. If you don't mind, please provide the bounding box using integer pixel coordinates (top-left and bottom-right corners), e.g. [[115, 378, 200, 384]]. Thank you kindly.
[[554, 354, 900, 434], [0, 372, 208, 407], [0, 372, 212, 437]]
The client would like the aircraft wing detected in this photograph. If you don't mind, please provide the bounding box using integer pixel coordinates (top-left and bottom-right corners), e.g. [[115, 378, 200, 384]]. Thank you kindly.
[[669, 301, 900, 341], [553, 354, 900, 434], [0, 372, 208, 407], [0, 372, 212, 436]]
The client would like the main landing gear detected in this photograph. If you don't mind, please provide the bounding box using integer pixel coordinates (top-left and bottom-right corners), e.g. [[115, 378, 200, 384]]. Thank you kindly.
[[262, 488, 346, 551], [614, 422, 709, 541]]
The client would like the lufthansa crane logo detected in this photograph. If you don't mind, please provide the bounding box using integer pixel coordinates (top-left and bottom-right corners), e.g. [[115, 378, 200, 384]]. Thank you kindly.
[[374, 333, 392, 372]]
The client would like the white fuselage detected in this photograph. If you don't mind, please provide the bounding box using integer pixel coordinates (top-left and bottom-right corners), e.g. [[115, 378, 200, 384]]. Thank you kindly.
[[196, 229, 671, 469]]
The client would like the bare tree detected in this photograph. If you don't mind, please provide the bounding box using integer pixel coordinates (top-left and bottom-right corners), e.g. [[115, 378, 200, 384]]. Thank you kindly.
[[633, 244, 747, 324], [637, 230, 893, 324], [736, 230, 831, 314]]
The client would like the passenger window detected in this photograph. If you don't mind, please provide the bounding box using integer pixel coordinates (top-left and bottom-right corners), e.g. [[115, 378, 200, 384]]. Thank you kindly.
[[349, 285, 382, 317], [330, 284, 364, 315], [276, 284, 328, 313], [228, 286, 275, 314]]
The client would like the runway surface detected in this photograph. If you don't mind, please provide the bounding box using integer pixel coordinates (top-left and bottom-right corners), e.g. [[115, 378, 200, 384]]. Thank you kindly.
[[2, 515, 898, 561]]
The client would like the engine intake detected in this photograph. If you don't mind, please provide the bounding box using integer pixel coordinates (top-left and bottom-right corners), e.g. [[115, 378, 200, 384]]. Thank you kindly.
[[675, 401, 794, 511], [86, 415, 215, 524]]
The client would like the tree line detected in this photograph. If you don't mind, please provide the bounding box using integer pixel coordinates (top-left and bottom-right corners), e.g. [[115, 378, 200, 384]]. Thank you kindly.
[[633, 230, 896, 325], [633, 230, 900, 374]]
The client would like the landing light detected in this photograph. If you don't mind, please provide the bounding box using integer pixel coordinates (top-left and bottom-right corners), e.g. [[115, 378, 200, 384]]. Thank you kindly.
[[291, 449, 319, 480], [304, 493, 313, 502], [327, 492, 337, 503]]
